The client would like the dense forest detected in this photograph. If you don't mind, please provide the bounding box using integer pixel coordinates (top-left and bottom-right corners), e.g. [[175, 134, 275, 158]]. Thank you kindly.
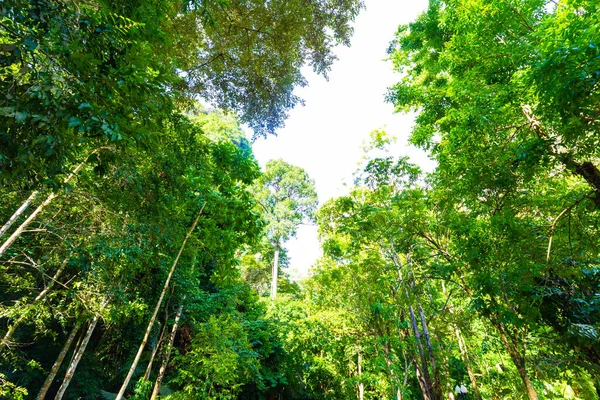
[[1, 0, 599, 399]]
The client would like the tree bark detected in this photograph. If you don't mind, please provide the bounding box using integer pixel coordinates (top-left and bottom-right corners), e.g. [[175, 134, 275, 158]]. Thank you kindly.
[[454, 325, 482, 400], [521, 104, 600, 204], [409, 306, 433, 400], [0, 192, 57, 256], [36, 324, 79, 400], [496, 328, 539, 400], [442, 281, 482, 400], [357, 350, 364, 400], [54, 315, 100, 400], [1, 259, 68, 350], [383, 340, 404, 400], [115, 205, 204, 400], [145, 287, 176, 380], [414, 359, 432, 400], [0, 190, 39, 238], [418, 306, 442, 400], [270, 242, 280, 299], [144, 321, 167, 381], [150, 299, 185, 400]]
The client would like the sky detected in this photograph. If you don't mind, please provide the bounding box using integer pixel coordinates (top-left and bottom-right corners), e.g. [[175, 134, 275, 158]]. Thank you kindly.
[[250, 0, 432, 280]]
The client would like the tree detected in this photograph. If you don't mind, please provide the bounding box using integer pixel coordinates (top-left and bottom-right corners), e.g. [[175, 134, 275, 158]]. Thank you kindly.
[[387, 1, 600, 397], [252, 160, 318, 299], [154, 0, 365, 137]]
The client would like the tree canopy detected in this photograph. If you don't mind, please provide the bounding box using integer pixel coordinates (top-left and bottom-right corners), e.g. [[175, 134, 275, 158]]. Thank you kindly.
[[1, 0, 600, 399]]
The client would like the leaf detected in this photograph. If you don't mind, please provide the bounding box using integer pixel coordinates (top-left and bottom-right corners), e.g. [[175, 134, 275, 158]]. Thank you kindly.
[[68, 116, 82, 127], [23, 37, 38, 51], [15, 111, 27, 123]]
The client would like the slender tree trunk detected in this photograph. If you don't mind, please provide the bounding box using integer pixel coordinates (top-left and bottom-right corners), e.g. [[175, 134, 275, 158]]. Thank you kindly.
[[1, 259, 68, 350], [0, 192, 57, 256], [418, 306, 442, 400], [521, 105, 600, 204], [0, 147, 113, 257], [144, 321, 167, 381], [454, 326, 482, 400], [414, 359, 432, 400], [145, 287, 176, 380], [497, 327, 539, 400], [380, 339, 402, 400], [0, 190, 39, 239], [150, 299, 185, 400], [54, 315, 100, 400], [36, 324, 79, 400], [402, 352, 411, 396], [270, 242, 280, 299], [442, 282, 482, 400], [357, 349, 364, 400], [68, 326, 85, 368], [115, 205, 204, 400], [409, 306, 433, 400]]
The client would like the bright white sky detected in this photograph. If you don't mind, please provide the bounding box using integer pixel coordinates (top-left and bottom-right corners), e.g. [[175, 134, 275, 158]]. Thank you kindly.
[[250, 0, 433, 280]]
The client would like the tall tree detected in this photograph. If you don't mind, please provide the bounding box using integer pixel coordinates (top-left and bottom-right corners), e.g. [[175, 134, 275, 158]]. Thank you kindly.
[[253, 159, 318, 299]]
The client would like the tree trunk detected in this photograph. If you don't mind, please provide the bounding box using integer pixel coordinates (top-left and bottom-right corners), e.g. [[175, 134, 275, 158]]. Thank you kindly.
[[36, 324, 79, 400], [0, 190, 39, 238], [418, 306, 442, 400], [442, 281, 482, 400], [414, 359, 432, 400], [270, 242, 280, 299], [144, 321, 167, 381], [150, 299, 185, 400], [54, 315, 100, 400], [115, 205, 204, 400], [0, 192, 57, 256], [145, 288, 176, 380], [521, 105, 600, 204], [1, 259, 68, 350], [497, 327, 539, 400], [409, 306, 433, 400], [380, 339, 402, 400], [0, 147, 113, 257], [357, 350, 364, 400], [401, 352, 411, 398], [454, 326, 482, 400]]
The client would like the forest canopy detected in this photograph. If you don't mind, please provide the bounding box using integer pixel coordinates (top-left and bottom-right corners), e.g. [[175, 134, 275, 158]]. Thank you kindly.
[[1, 0, 599, 399]]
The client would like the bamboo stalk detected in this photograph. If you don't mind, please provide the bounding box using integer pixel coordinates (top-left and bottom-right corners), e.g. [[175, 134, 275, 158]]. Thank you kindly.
[[0, 190, 39, 238], [150, 298, 185, 399], [115, 204, 204, 400], [54, 315, 100, 400], [36, 324, 79, 400], [270, 242, 280, 299]]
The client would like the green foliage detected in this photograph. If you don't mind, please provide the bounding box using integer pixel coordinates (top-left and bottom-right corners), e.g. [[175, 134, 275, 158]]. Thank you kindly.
[[0, 109, 265, 398], [253, 159, 319, 244], [1, 0, 172, 188], [0, 373, 27, 400], [0, 0, 365, 397], [166, 281, 287, 399], [3, 0, 600, 399], [383, 0, 600, 397], [103, 0, 363, 137]]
